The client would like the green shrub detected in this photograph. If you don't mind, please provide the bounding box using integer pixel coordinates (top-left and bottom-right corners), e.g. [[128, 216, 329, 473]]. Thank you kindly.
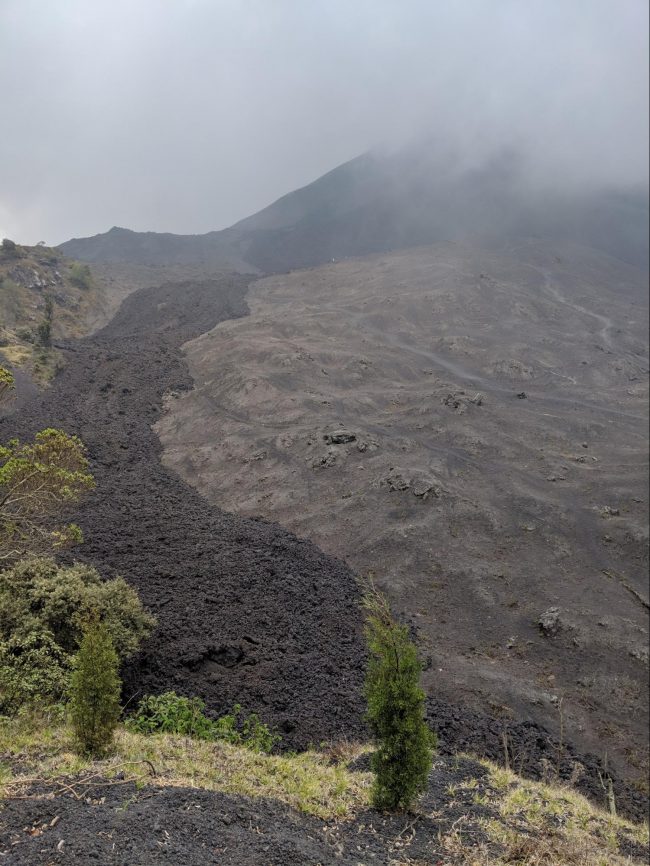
[[363, 586, 434, 811], [0, 632, 69, 710], [0, 557, 155, 712], [35, 296, 53, 347], [0, 367, 13, 406], [0, 428, 95, 560], [125, 692, 216, 739], [69, 619, 121, 756], [15, 328, 34, 343], [214, 704, 281, 753], [126, 691, 280, 753], [68, 262, 92, 289]]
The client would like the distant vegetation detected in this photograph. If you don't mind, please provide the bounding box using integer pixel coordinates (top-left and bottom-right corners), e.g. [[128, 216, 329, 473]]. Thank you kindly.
[[68, 261, 92, 289], [0, 241, 105, 383]]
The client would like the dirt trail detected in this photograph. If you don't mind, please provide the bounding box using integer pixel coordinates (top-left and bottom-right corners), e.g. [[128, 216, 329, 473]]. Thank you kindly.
[[541, 268, 615, 349], [349, 311, 647, 421]]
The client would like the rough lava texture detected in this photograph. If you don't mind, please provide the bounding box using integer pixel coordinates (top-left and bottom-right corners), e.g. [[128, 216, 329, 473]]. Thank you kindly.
[[0, 276, 366, 748]]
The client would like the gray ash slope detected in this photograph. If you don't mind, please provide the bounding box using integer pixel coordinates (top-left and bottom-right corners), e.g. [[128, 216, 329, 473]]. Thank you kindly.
[[0, 275, 366, 747], [1, 272, 646, 819]]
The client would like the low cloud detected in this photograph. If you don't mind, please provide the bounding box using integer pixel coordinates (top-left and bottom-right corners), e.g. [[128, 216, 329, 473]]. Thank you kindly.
[[0, 0, 647, 244]]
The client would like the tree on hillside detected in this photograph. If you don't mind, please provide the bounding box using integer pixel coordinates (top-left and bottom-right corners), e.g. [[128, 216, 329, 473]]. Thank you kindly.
[[69, 617, 121, 756], [0, 428, 95, 561], [35, 296, 54, 347], [0, 367, 14, 407], [68, 261, 92, 290], [363, 584, 434, 811]]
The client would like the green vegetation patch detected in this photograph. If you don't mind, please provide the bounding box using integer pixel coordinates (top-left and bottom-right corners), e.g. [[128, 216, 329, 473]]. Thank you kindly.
[[0, 713, 371, 820], [0, 557, 155, 712], [125, 691, 281, 753]]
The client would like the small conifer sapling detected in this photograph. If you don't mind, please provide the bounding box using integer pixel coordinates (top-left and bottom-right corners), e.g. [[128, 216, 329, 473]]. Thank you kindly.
[[69, 617, 121, 756], [363, 585, 434, 811]]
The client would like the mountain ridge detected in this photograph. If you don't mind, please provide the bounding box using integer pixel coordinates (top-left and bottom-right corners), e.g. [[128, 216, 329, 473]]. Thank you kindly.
[[58, 148, 650, 273]]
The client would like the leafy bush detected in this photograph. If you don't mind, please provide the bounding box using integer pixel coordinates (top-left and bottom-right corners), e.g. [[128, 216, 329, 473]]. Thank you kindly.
[[0, 632, 70, 710], [125, 692, 216, 739], [69, 619, 121, 756], [0, 557, 155, 712], [0, 428, 95, 560], [363, 586, 434, 811], [126, 691, 280, 753], [68, 262, 92, 289], [0, 367, 13, 406]]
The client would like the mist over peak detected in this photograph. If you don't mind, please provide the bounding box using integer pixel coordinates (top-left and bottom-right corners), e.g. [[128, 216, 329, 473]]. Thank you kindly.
[[1, 0, 647, 244]]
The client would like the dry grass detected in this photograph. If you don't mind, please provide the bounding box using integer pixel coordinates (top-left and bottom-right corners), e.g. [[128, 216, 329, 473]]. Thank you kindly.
[[1, 715, 647, 863], [441, 830, 641, 866], [467, 760, 648, 866], [0, 714, 372, 820]]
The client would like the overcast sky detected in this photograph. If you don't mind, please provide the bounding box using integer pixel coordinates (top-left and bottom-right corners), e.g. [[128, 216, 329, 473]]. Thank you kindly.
[[0, 0, 647, 245]]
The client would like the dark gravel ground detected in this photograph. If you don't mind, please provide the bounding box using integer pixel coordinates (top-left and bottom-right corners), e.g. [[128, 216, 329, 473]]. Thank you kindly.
[[1, 273, 646, 823], [0, 276, 366, 748], [4, 755, 646, 866], [0, 756, 499, 865]]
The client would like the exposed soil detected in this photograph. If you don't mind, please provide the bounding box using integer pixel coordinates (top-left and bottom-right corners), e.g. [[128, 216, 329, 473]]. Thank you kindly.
[[4, 755, 647, 865], [0, 756, 507, 865], [1, 267, 647, 820]]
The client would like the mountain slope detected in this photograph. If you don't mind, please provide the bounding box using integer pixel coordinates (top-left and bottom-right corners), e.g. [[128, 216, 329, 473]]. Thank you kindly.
[[58, 147, 650, 272], [156, 240, 649, 817], [0, 241, 111, 384]]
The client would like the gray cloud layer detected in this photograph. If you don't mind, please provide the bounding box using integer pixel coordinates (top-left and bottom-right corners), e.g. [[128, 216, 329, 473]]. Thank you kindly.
[[1, 0, 647, 244]]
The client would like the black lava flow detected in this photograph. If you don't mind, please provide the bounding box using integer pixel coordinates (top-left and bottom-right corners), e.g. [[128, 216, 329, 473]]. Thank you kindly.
[[1, 275, 644, 819], [1, 276, 366, 747]]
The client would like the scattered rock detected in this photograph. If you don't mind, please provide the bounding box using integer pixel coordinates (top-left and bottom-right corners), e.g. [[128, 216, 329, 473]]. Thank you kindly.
[[323, 429, 356, 445], [629, 646, 649, 665], [383, 469, 441, 500], [356, 436, 379, 453], [384, 470, 410, 492], [411, 474, 441, 500], [443, 392, 469, 413], [310, 449, 338, 469], [538, 607, 562, 636], [493, 359, 534, 380]]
